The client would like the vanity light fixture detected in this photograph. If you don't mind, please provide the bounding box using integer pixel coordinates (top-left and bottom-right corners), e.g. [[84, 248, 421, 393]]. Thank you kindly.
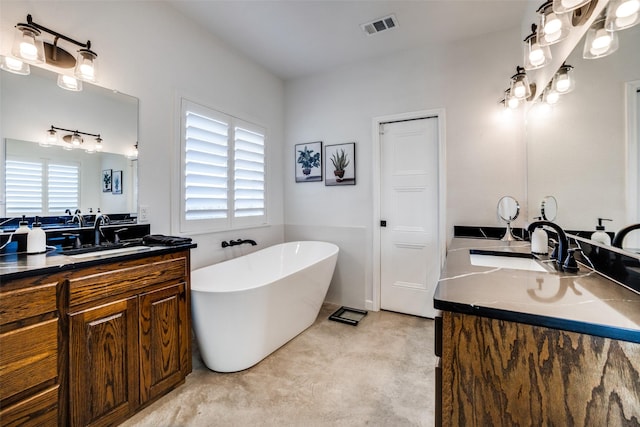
[[510, 66, 535, 101], [537, 1, 571, 46], [583, 16, 619, 58], [0, 55, 30, 75], [552, 63, 575, 94], [7, 14, 98, 83], [46, 125, 103, 152], [524, 24, 552, 70], [552, 0, 591, 13], [605, 0, 640, 30]]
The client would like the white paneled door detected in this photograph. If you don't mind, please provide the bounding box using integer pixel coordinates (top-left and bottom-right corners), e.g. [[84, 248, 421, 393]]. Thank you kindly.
[[380, 117, 440, 318]]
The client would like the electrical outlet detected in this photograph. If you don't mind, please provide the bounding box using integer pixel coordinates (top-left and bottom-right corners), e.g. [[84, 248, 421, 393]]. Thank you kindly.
[[139, 205, 149, 223]]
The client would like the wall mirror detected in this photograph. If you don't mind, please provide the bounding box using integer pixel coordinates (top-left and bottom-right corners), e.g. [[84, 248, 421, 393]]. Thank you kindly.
[[1, 65, 139, 217], [526, 20, 640, 253]]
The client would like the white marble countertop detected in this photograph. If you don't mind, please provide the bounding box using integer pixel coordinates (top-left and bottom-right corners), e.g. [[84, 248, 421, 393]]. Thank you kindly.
[[434, 238, 640, 343]]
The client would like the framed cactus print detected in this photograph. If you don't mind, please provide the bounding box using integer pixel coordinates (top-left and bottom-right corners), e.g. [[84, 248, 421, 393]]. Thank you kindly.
[[295, 141, 323, 182], [325, 142, 355, 186]]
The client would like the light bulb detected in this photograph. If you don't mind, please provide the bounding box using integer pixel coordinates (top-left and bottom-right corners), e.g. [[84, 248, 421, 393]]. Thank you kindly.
[[616, 0, 640, 17], [555, 76, 571, 93], [4, 56, 24, 71], [544, 16, 562, 35], [546, 91, 560, 104], [529, 47, 546, 67], [590, 29, 612, 55], [19, 41, 38, 61], [562, 0, 585, 8], [79, 63, 94, 80], [514, 81, 527, 99]]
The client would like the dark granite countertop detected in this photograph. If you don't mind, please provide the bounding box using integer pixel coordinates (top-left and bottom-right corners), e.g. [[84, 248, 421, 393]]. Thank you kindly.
[[434, 238, 640, 344], [0, 243, 197, 282]]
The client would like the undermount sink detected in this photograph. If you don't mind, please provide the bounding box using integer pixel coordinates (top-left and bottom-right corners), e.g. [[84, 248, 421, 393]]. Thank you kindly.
[[469, 249, 548, 272], [65, 245, 151, 259]]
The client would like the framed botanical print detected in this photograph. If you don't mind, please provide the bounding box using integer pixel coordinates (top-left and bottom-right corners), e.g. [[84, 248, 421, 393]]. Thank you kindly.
[[295, 141, 323, 182], [325, 143, 355, 186]]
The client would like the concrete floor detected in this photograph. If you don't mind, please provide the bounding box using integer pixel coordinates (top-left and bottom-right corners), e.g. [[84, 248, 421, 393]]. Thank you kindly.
[[121, 303, 437, 427]]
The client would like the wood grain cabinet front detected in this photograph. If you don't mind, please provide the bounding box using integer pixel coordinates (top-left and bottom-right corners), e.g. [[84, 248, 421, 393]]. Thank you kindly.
[[68, 297, 140, 427], [439, 311, 640, 426], [66, 250, 192, 427], [0, 280, 60, 427]]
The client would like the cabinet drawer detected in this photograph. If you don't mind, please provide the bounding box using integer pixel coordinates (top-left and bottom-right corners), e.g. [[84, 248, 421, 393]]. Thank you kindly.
[[0, 385, 58, 427], [69, 256, 187, 307], [0, 282, 57, 326], [0, 319, 58, 401]]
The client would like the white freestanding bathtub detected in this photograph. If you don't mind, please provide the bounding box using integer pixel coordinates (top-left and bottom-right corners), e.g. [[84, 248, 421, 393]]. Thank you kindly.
[[191, 241, 339, 372]]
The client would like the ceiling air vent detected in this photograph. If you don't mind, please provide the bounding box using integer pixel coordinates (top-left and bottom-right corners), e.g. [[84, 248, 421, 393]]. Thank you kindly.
[[361, 14, 398, 36]]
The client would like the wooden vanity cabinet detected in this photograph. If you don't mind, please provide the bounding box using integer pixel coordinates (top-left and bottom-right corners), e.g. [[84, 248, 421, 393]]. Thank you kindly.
[[437, 311, 640, 426], [0, 276, 62, 426], [66, 249, 192, 427]]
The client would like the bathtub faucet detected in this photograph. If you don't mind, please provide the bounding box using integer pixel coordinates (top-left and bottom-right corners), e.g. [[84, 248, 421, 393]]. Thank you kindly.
[[221, 239, 257, 248]]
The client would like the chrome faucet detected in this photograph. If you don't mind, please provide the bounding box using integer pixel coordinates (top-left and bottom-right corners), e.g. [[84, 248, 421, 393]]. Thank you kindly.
[[93, 214, 110, 246], [612, 223, 640, 249], [527, 220, 569, 269]]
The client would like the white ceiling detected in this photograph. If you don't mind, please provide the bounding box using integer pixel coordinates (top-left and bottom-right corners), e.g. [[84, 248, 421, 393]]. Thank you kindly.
[[168, 0, 532, 80]]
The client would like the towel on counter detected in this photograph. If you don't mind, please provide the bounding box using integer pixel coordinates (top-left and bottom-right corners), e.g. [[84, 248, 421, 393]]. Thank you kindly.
[[142, 234, 193, 246]]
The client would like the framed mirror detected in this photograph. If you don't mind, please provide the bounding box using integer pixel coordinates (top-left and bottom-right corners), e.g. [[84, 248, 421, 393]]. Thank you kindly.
[[1, 65, 139, 217], [526, 22, 640, 252]]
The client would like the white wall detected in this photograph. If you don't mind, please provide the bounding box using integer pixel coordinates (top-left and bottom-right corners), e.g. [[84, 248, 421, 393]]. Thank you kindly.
[[284, 28, 527, 308], [0, 0, 286, 269]]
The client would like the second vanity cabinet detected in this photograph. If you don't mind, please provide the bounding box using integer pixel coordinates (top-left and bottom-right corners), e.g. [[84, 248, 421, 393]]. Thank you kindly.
[[436, 311, 640, 426], [67, 250, 192, 427]]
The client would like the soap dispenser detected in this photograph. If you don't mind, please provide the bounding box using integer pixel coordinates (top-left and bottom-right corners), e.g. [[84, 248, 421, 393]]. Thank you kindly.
[[14, 215, 30, 252], [591, 218, 612, 246], [531, 217, 548, 255], [27, 216, 47, 254]]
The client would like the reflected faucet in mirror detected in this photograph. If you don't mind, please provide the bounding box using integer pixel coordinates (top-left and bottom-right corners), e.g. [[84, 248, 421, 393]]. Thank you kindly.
[[93, 214, 110, 246], [612, 223, 640, 249]]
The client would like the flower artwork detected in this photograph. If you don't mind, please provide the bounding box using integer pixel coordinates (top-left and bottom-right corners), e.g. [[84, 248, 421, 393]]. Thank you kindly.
[[295, 141, 323, 182]]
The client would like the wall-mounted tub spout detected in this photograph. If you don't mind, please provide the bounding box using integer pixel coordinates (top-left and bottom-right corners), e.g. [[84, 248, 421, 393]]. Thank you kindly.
[[221, 239, 257, 248]]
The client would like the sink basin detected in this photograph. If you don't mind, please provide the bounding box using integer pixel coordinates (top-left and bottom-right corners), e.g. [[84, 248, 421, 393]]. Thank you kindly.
[[66, 245, 151, 259], [469, 249, 548, 272]]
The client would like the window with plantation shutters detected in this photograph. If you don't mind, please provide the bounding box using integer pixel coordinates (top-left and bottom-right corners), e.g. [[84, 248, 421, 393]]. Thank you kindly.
[[48, 163, 79, 214], [180, 99, 267, 233], [5, 158, 79, 216]]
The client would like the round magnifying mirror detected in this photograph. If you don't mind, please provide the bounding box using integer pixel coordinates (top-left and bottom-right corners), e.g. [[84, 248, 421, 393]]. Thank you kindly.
[[540, 196, 558, 221], [497, 196, 520, 223]]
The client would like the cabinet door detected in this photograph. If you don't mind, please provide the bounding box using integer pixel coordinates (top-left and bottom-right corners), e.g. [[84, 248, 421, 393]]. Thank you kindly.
[[69, 297, 139, 427], [139, 283, 191, 403]]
